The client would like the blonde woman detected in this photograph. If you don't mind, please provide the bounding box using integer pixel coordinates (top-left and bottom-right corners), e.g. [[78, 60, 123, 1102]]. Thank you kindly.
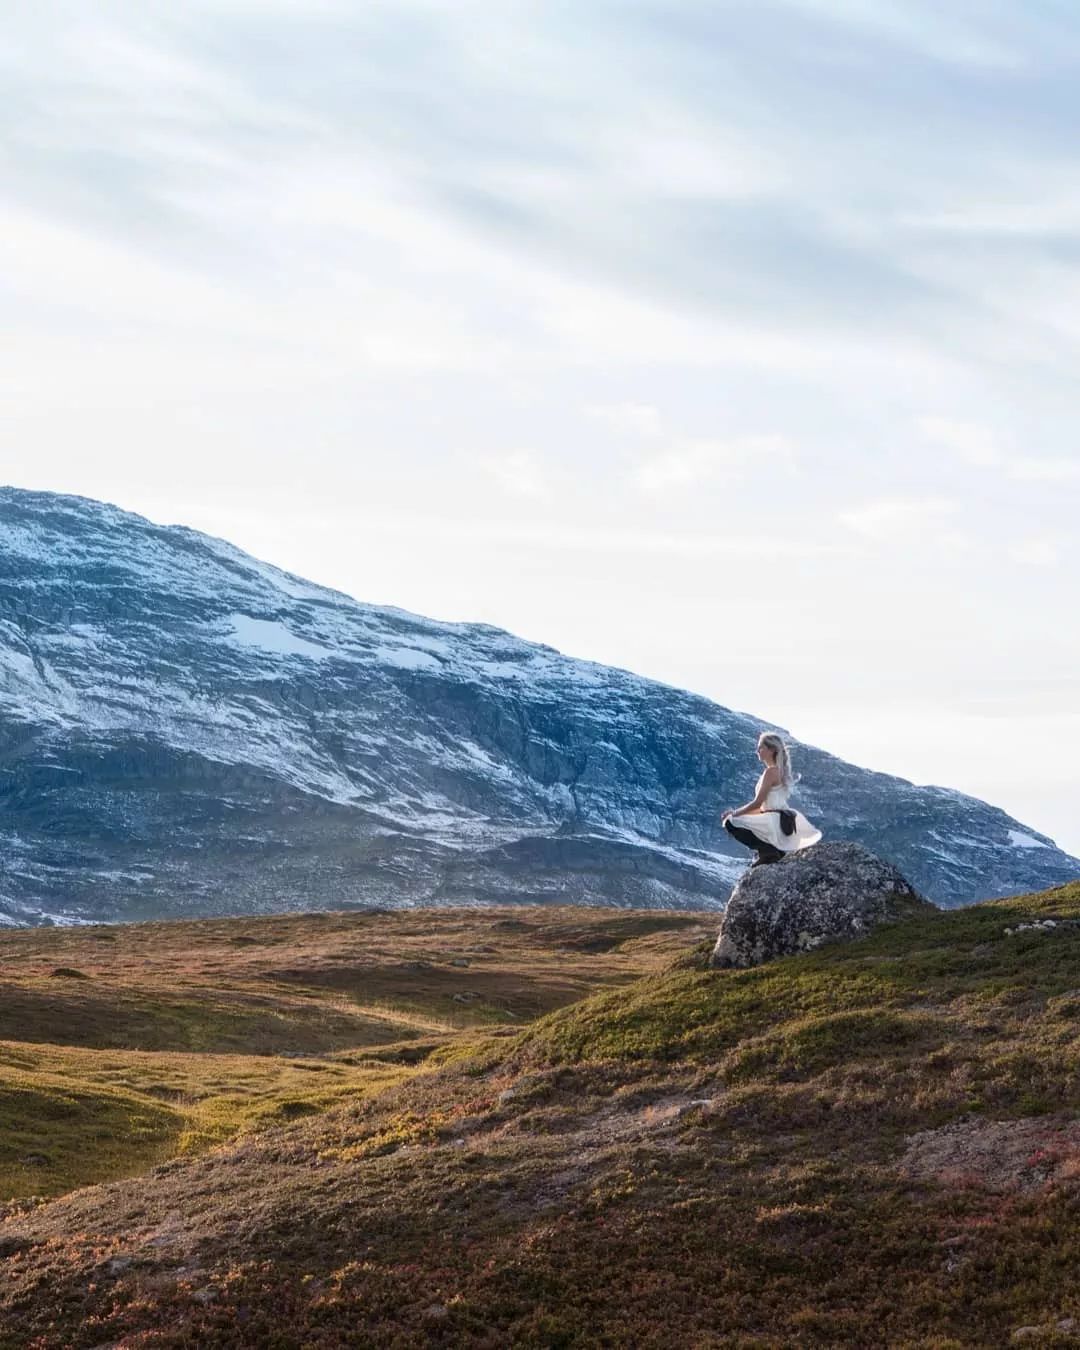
[[722, 731, 823, 867]]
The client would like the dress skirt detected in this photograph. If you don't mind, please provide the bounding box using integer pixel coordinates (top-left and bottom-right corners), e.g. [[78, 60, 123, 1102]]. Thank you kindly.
[[725, 808, 822, 853]]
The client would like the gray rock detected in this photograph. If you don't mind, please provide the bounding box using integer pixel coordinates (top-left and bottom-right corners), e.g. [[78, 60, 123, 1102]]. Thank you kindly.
[[709, 841, 935, 969], [676, 1098, 724, 1117]]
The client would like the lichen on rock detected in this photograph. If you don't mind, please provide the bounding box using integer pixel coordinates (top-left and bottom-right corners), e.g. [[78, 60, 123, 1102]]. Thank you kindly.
[[709, 840, 935, 969]]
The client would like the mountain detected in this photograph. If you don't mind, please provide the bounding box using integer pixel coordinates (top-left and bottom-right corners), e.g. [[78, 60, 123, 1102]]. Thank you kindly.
[[0, 485, 1076, 925]]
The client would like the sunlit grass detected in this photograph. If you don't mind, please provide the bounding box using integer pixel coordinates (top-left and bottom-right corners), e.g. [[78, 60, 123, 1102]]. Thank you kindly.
[[0, 903, 708, 1202], [5, 888, 1080, 1345]]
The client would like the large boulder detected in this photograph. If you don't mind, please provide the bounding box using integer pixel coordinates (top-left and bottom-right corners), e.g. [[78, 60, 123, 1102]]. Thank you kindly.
[[709, 840, 935, 969]]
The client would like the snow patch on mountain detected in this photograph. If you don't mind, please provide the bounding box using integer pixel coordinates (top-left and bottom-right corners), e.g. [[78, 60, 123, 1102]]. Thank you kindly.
[[374, 645, 444, 672], [1009, 829, 1049, 850], [224, 613, 332, 661]]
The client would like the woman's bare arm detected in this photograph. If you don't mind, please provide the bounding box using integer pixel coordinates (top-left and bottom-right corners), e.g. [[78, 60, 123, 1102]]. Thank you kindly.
[[724, 766, 780, 819]]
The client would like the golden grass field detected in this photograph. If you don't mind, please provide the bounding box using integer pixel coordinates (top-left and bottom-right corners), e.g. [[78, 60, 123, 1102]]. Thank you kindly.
[[3, 886, 1080, 1347], [0, 905, 711, 1206]]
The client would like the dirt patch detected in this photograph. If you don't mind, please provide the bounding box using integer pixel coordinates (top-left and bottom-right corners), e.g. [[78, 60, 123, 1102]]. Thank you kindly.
[[896, 1114, 1080, 1193]]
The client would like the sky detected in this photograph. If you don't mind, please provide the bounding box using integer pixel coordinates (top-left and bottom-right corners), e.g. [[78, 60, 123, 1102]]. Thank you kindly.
[[3, 0, 1079, 855]]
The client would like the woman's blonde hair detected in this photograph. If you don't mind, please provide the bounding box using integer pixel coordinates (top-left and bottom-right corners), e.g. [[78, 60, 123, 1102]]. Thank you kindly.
[[758, 731, 796, 789]]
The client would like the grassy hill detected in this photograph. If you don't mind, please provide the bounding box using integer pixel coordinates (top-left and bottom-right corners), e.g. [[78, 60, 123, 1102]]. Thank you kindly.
[[0, 905, 706, 1206], [2, 885, 1080, 1346]]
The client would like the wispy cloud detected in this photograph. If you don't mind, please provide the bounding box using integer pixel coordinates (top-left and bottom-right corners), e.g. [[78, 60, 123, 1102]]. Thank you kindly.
[[475, 449, 550, 499], [1009, 535, 1067, 567], [917, 417, 1080, 484], [1008, 458, 1080, 483], [339, 509, 845, 561], [633, 435, 796, 492], [838, 497, 957, 539], [584, 402, 664, 438], [916, 417, 1003, 468]]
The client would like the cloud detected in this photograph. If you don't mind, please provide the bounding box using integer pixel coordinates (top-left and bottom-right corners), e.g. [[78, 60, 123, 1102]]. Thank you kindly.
[[633, 434, 796, 492], [837, 497, 957, 539], [1008, 458, 1080, 483], [6, 0, 1080, 413], [1009, 535, 1066, 567], [583, 402, 664, 438], [917, 418, 1080, 484], [475, 449, 550, 499], [917, 417, 1003, 467], [334, 508, 846, 561], [765, 0, 1032, 69]]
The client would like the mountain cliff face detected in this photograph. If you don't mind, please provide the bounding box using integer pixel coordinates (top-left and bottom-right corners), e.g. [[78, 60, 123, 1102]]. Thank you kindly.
[[0, 485, 1076, 925]]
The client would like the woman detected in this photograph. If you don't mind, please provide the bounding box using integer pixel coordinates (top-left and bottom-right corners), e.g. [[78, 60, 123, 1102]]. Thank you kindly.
[[722, 731, 822, 866]]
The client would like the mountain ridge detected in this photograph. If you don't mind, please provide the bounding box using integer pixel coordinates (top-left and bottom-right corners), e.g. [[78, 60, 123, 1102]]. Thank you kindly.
[[0, 483, 1076, 924]]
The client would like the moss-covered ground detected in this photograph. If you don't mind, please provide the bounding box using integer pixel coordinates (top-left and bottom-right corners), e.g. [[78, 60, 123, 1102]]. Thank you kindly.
[[3, 886, 1080, 1346], [0, 904, 708, 1203]]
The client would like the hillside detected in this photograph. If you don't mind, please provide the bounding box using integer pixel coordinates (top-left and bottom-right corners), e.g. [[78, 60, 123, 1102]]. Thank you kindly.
[[1, 485, 1077, 922], [3, 884, 1080, 1346], [0, 904, 706, 1206]]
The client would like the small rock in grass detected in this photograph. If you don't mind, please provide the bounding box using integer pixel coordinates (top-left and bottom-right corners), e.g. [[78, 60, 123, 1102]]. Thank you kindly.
[[677, 1098, 723, 1118], [1010, 1323, 1075, 1342]]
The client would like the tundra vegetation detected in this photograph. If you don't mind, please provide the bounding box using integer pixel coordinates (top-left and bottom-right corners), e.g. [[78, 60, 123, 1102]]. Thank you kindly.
[[2, 886, 1080, 1347]]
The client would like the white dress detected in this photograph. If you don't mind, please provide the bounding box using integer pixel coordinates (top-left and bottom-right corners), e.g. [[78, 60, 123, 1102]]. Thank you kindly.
[[729, 774, 822, 852]]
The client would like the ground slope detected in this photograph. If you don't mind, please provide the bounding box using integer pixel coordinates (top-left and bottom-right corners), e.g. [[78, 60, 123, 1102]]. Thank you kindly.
[[3, 885, 1080, 1346], [0, 905, 708, 1205]]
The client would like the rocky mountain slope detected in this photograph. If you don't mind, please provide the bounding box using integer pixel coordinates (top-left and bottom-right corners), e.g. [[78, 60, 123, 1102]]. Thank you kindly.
[[0, 485, 1076, 924]]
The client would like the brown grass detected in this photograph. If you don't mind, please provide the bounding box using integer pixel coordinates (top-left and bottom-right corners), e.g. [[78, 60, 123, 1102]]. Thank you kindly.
[[4, 888, 1080, 1346], [0, 904, 711, 1204]]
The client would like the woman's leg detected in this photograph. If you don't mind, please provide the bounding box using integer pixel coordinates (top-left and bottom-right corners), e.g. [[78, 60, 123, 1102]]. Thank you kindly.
[[724, 818, 784, 864]]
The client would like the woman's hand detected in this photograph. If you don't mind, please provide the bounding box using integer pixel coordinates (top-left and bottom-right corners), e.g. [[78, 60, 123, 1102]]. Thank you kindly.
[[721, 809, 733, 822]]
